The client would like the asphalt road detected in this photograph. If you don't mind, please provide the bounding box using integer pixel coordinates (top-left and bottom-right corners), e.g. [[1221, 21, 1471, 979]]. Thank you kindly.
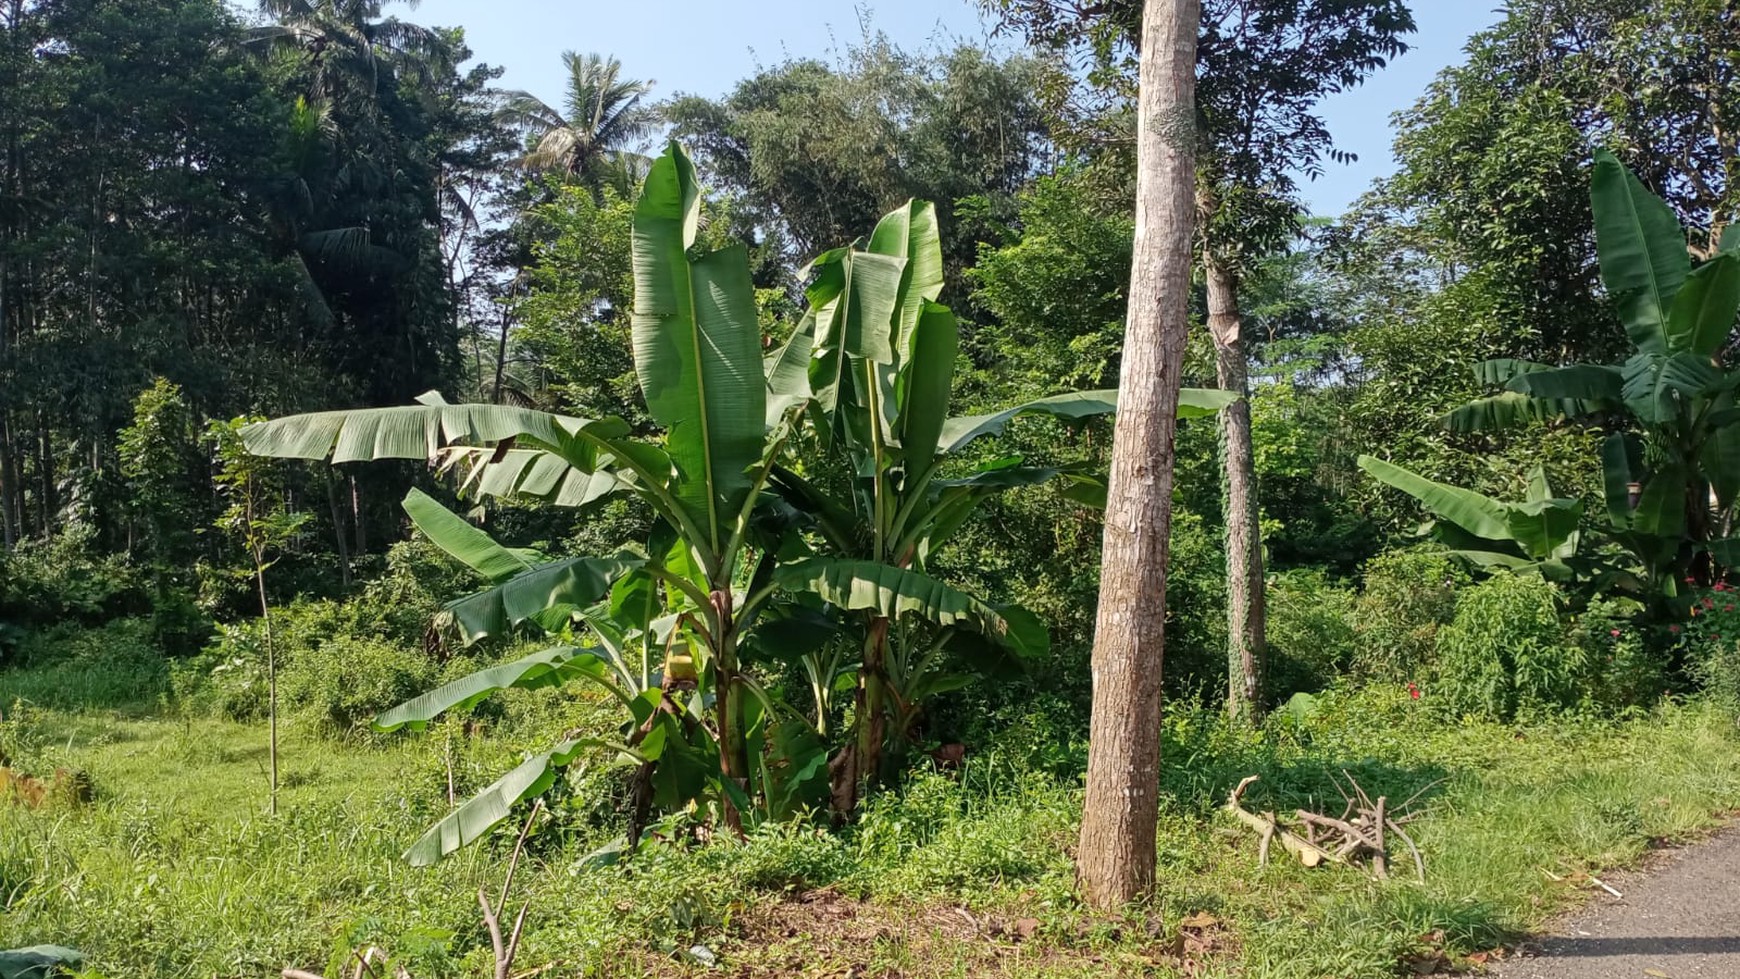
[[1492, 825, 1740, 979]]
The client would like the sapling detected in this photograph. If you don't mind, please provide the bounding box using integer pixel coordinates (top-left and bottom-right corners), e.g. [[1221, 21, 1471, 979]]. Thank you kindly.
[[209, 417, 308, 815]]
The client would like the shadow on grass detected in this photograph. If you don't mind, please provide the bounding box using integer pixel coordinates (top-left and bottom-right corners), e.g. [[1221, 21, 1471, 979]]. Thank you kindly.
[[1159, 725, 1453, 822]]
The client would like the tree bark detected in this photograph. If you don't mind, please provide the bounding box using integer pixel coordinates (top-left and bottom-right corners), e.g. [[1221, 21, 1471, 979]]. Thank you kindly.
[[1206, 253, 1264, 722], [1076, 0, 1201, 911], [0, 272, 15, 551], [0, 408, 16, 550], [326, 472, 352, 587]]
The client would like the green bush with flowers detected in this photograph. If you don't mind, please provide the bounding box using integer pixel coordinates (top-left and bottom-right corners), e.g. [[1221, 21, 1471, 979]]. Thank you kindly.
[[1682, 580, 1740, 711]]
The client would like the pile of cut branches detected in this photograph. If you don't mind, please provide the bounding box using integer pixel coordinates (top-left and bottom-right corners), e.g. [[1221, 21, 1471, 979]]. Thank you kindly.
[[1224, 773, 1430, 881]]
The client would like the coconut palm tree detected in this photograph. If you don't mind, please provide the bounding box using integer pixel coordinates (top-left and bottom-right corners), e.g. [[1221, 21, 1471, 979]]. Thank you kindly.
[[497, 51, 657, 193], [253, 0, 448, 111]]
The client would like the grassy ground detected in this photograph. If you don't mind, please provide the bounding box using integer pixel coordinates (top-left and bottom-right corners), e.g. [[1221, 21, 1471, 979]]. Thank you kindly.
[[2, 662, 1738, 979]]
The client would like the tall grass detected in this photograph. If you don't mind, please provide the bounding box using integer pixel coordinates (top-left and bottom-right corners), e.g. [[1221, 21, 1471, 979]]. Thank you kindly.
[[1, 682, 1737, 978]]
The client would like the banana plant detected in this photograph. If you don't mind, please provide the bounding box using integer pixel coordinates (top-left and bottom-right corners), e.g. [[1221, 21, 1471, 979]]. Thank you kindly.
[[1440, 150, 1740, 601], [766, 199, 1238, 809], [243, 142, 810, 850], [1357, 457, 1583, 577]]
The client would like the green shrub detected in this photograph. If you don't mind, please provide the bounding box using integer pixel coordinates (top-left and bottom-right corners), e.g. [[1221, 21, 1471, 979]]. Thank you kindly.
[[1433, 573, 1585, 721], [173, 621, 271, 721], [1569, 596, 1666, 710], [355, 537, 475, 645], [1266, 569, 1357, 698], [148, 586, 215, 657], [1156, 508, 1229, 698], [0, 528, 151, 640], [1692, 639, 1740, 711], [1353, 547, 1469, 681], [279, 635, 438, 739], [0, 619, 169, 711]]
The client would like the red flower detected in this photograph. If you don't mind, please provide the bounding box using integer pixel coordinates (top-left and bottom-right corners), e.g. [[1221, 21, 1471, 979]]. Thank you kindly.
[[1716, 582, 1729, 593], [1726, 605, 1734, 613], [1670, 624, 1682, 634], [1407, 682, 1421, 700], [1610, 628, 1622, 638], [1704, 597, 1716, 609]]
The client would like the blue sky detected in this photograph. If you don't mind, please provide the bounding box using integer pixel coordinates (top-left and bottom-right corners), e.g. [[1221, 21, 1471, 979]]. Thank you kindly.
[[412, 0, 1505, 217]]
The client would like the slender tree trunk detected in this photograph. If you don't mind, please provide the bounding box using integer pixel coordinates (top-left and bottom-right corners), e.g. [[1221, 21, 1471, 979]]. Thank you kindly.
[[326, 472, 352, 587], [349, 474, 365, 556], [247, 484, 280, 817], [34, 418, 50, 537], [1076, 0, 1201, 910], [0, 410, 15, 551], [257, 556, 279, 817], [0, 272, 14, 551], [1206, 253, 1264, 721], [492, 303, 510, 404]]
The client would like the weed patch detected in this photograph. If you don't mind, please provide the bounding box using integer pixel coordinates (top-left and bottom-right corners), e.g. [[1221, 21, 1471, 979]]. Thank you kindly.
[[0, 688, 1735, 977]]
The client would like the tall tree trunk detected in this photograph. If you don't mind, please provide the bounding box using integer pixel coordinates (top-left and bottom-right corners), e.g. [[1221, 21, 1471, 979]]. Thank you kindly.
[[0, 272, 14, 551], [0, 409, 15, 551], [350, 474, 366, 556], [35, 418, 50, 537], [492, 304, 510, 404], [1206, 252, 1264, 721], [1076, 0, 1201, 910], [327, 472, 352, 587]]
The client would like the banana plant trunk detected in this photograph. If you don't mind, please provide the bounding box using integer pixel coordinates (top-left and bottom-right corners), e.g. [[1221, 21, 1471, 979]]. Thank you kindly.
[[1076, 0, 1201, 911], [711, 588, 749, 834], [1687, 476, 1713, 586], [1206, 253, 1264, 722], [832, 616, 892, 816]]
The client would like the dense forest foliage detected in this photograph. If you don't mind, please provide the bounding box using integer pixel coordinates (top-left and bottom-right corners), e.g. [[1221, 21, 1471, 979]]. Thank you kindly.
[[3, 0, 1738, 723], [3, 0, 1740, 973]]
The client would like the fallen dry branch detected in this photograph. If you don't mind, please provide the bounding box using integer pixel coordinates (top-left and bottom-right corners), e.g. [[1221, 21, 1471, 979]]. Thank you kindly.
[[1225, 774, 1426, 881], [1225, 776, 1342, 869]]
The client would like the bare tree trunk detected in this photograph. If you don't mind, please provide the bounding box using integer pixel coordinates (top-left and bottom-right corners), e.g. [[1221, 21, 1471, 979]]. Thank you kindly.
[[1076, 0, 1201, 911], [0, 410, 15, 550], [492, 303, 511, 405], [0, 276, 14, 550], [257, 555, 279, 817], [326, 472, 351, 587], [349, 474, 365, 556], [1207, 253, 1264, 722], [34, 418, 50, 537]]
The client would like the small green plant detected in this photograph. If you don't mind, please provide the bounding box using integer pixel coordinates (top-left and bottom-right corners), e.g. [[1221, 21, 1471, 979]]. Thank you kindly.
[[117, 378, 205, 576], [209, 416, 309, 815], [1265, 569, 1357, 697], [1681, 581, 1740, 708], [1352, 547, 1470, 681], [1434, 573, 1586, 721], [279, 636, 437, 739]]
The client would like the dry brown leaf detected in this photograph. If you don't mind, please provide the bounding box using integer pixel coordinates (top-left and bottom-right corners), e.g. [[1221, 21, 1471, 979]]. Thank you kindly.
[[1179, 912, 1220, 930]]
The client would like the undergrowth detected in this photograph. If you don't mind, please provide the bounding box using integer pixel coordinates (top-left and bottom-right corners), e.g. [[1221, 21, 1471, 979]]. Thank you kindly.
[[1, 677, 1736, 978]]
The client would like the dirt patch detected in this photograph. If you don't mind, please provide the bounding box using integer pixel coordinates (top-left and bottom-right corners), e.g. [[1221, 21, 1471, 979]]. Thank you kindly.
[[636, 889, 1233, 978]]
